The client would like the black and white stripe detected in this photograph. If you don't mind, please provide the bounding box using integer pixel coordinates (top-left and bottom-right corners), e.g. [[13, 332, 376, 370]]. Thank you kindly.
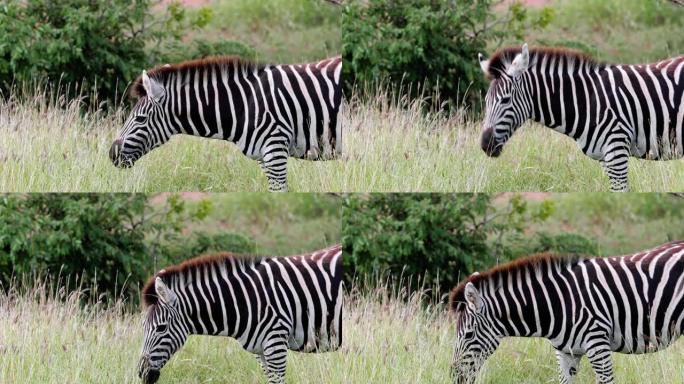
[[450, 241, 684, 384], [110, 56, 342, 192], [479, 43, 684, 191], [137, 245, 343, 384]]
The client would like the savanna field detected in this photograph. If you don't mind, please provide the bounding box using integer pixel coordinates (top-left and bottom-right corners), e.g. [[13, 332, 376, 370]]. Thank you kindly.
[[3, 284, 684, 384], [0, 0, 342, 193], [2, 0, 684, 383]]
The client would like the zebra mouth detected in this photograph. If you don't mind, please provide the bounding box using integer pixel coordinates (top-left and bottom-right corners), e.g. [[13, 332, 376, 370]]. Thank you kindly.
[[141, 369, 160, 384], [109, 139, 136, 168], [112, 157, 135, 169], [480, 128, 503, 157]]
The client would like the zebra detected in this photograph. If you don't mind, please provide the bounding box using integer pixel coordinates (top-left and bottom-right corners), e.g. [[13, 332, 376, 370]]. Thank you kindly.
[[478, 43, 684, 191], [137, 244, 343, 384], [449, 240, 684, 384], [109, 56, 342, 192]]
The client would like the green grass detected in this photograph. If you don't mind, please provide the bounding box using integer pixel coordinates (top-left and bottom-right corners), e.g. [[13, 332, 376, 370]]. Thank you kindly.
[[5, 282, 684, 384], [192, 0, 340, 63], [517, 0, 684, 64], [525, 193, 684, 256], [0, 94, 345, 192], [175, 193, 342, 255], [342, 91, 684, 192]]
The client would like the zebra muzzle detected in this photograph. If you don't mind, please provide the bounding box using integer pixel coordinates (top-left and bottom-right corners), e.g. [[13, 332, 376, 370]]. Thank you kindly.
[[109, 139, 123, 166], [480, 128, 502, 157], [141, 369, 160, 384], [109, 139, 134, 168]]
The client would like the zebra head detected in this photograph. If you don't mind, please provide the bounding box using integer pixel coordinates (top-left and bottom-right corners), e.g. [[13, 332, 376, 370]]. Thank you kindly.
[[138, 277, 189, 384], [479, 43, 532, 157], [451, 282, 502, 384], [111, 70, 171, 168]]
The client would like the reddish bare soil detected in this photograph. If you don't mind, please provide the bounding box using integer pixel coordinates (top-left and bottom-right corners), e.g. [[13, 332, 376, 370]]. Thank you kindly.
[[148, 192, 210, 205], [493, 192, 553, 204], [156, 0, 211, 9]]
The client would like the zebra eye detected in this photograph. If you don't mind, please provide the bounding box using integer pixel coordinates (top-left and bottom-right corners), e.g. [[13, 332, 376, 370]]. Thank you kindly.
[[155, 324, 168, 333], [463, 331, 474, 339], [134, 115, 147, 123], [500, 96, 511, 104]]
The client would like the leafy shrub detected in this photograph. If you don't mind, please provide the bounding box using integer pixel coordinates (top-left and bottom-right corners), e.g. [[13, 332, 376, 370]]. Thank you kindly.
[[0, 194, 150, 298], [158, 39, 257, 64], [160, 231, 257, 268], [0, 193, 249, 303], [0, 0, 211, 104], [503, 231, 599, 259], [342, 194, 554, 299], [342, 0, 553, 108]]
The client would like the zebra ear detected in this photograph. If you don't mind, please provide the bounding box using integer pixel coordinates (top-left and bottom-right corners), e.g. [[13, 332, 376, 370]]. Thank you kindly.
[[155, 277, 177, 306], [464, 282, 484, 312], [478, 53, 489, 74], [142, 70, 165, 103], [507, 43, 529, 78]]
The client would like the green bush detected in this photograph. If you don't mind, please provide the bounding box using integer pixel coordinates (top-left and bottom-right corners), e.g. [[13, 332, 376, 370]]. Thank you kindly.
[[342, 194, 554, 299], [503, 231, 599, 259], [0, 194, 150, 297], [342, 0, 553, 108], [161, 231, 257, 268], [0, 193, 243, 303], [0, 0, 211, 104], [158, 39, 257, 64]]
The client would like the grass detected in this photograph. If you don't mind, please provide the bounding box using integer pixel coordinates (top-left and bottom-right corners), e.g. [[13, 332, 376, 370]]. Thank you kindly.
[[0, 93, 346, 192], [525, 193, 684, 256], [517, 0, 684, 64], [341, 90, 684, 192], [174, 193, 342, 255], [204, 0, 340, 63], [4, 282, 684, 384]]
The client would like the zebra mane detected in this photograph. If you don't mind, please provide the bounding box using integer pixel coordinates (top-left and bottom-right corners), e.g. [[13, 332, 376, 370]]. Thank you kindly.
[[448, 253, 585, 313], [141, 252, 266, 308], [130, 56, 265, 99], [485, 46, 603, 80]]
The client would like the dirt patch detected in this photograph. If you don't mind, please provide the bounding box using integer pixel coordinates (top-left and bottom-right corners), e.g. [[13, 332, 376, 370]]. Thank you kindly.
[[153, 0, 211, 11], [148, 192, 210, 205], [496, 0, 554, 9], [493, 192, 553, 204]]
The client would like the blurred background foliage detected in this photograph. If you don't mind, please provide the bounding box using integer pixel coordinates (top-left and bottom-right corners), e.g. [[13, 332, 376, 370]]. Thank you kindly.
[[0, 193, 341, 305], [0, 0, 340, 106], [343, 193, 684, 301], [342, 0, 684, 110]]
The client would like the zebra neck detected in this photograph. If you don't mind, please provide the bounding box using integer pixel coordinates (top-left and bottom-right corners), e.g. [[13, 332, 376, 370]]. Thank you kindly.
[[528, 56, 605, 141]]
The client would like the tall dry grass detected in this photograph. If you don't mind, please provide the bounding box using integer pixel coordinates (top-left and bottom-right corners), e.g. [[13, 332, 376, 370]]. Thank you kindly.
[[341, 89, 684, 192], [3, 281, 684, 383], [0, 89, 344, 192]]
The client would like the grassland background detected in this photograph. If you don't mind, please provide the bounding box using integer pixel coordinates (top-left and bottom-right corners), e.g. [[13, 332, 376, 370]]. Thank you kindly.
[[343, 0, 684, 192], [3, 193, 684, 383], [0, 0, 341, 192]]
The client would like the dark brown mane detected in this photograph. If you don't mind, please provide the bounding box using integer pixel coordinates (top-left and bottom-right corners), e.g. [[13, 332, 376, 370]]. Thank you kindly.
[[141, 252, 265, 307], [448, 253, 585, 313], [485, 46, 602, 80], [130, 56, 264, 99]]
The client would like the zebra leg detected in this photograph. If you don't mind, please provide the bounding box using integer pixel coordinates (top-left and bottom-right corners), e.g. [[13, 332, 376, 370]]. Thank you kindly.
[[586, 343, 614, 384], [555, 350, 581, 384], [599, 141, 630, 192], [261, 141, 290, 192], [261, 335, 289, 384], [255, 353, 267, 375]]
